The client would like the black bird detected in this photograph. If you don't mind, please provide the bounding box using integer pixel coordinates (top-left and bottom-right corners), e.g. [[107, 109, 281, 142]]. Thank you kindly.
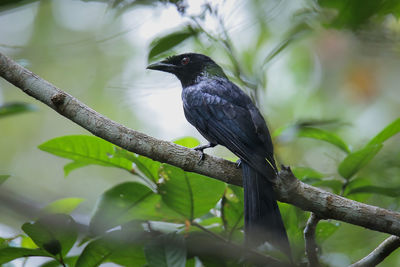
[[147, 53, 290, 256]]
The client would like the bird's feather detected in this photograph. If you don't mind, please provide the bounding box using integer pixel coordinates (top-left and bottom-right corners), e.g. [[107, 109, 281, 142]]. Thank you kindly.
[[182, 77, 276, 180]]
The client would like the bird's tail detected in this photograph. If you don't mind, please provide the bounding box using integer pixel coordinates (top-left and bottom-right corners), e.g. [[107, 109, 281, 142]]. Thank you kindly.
[[242, 162, 291, 257]]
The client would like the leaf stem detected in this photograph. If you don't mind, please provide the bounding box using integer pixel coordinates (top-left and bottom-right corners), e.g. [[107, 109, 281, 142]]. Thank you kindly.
[[59, 252, 66, 267], [304, 212, 321, 267]]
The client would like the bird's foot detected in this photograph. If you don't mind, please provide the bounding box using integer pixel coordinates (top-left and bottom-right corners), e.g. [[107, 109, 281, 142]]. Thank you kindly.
[[235, 159, 242, 169], [193, 143, 216, 164], [193, 148, 205, 163]]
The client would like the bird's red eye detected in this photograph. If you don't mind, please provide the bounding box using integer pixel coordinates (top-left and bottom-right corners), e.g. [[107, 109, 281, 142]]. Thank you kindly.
[[181, 57, 190, 65]]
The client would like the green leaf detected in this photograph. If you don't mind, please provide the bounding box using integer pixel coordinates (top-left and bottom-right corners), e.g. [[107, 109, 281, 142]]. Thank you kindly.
[[22, 214, 78, 257], [173, 137, 200, 148], [135, 155, 161, 182], [0, 247, 50, 264], [222, 185, 244, 238], [159, 164, 226, 220], [148, 27, 198, 62], [42, 198, 84, 214], [348, 186, 400, 198], [0, 175, 10, 185], [198, 216, 223, 228], [297, 127, 350, 153], [315, 221, 339, 243], [343, 177, 371, 202], [113, 148, 160, 182], [368, 118, 400, 146], [89, 182, 177, 234], [279, 203, 308, 248], [0, 102, 36, 118], [338, 144, 383, 180], [317, 0, 400, 29], [63, 161, 90, 176], [292, 167, 324, 180], [76, 229, 145, 267], [0, 238, 7, 249], [40, 256, 78, 267], [75, 238, 113, 267], [38, 135, 132, 171], [263, 22, 310, 66], [312, 179, 343, 194], [144, 232, 186, 267], [21, 236, 38, 249], [108, 244, 146, 267]]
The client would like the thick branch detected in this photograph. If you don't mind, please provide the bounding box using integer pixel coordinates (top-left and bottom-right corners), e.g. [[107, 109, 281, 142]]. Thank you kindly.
[[304, 213, 321, 267], [350, 236, 400, 267], [1, 52, 400, 238]]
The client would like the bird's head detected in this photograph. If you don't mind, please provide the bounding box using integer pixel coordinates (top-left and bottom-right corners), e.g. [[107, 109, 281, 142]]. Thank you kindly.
[[147, 53, 226, 86]]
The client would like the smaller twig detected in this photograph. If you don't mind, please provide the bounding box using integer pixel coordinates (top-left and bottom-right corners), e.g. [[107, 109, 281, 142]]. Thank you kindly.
[[59, 252, 66, 267], [22, 257, 28, 267], [304, 212, 321, 267], [340, 179, 349, 196], [350, 235, 400, 267]]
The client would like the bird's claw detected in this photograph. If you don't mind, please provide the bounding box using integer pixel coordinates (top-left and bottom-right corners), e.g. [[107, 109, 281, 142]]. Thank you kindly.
[[197, 151, 205, 164], [235, 159, 242, 169], [193, 143, 216, 165], [193, 146, 204, 165]]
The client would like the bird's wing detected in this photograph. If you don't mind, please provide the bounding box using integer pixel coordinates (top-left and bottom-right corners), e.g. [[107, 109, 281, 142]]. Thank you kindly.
[[183, 83, 275, 178]]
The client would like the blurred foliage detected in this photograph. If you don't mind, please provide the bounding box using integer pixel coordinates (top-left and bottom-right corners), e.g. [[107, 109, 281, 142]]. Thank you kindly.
[[0, 115, 399, 265], [0, 102, 36, 118], [1, 0, 400, 266], [316, 0, 400, 29]]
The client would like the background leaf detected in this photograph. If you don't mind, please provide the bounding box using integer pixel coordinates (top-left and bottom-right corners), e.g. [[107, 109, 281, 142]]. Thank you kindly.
[[347, 185, 400, 198], [338, 144, 383, 179], [367, 118, 400, 146], [315, 221, 339, 243], [297, 127, 350, 153], [75, 237, 113, 267], [173, 137, 200, 148], [159, 164, 226, 220], [144, 233, 186, 267], [63, 161, 90, 176], [0, 247, 50, 264], [21, 236, 38, 249], [89, 182, 155, 234], [76, 229, 145, 267], [0, 175, 10, 185], [221, 185, 244, 239], [317, 0, 400, 29], [148, 27, 198, 62], [40, 256, 78, 267], [312, 179, 343, 194], [0, 102, 36, 118], [38, 135, 132, 171], [108, 244, 146, 267], [42, 198, 85, 214], [113, 148, 160, 182], [22, 214, 78, 257], [292, 167, 324, 181]]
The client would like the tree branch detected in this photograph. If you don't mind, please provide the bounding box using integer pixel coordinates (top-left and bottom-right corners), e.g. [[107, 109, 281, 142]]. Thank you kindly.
[[304, 213, 321, 267], [1, 52, 400, 238], [350, 235, 400, 267]]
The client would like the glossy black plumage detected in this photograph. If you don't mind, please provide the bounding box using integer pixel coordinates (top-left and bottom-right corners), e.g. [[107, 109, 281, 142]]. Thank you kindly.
[[147, 53, 290, 256]]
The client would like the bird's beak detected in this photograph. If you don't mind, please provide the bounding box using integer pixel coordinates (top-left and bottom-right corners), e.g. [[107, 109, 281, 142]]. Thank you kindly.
[[146, 61, 177, 73]]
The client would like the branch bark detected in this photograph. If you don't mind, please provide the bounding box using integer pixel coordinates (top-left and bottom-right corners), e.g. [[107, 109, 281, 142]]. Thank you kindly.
[[1, 52, 400, 238], [304, 213, 321, 267], [350, 236, 400, 267]]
